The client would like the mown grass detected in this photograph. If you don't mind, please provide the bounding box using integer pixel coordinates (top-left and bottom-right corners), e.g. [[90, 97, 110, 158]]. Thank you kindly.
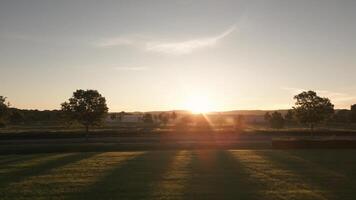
[[1, 150, 356, 200]]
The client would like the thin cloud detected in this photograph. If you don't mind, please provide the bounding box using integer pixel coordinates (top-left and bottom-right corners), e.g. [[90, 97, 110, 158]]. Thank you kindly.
[[146, 26, 236, 55], [96, 37, 134, 47], [114, 66, 147, 71], [95, 25, 236, 54]]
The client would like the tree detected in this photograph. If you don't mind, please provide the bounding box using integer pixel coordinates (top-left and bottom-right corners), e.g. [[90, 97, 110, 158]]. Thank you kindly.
[[158, 112, 169, 125], [284, 109, 295, 126], [268, 112, 285, 129], [285, 110, 294, 121], [332, 109, 350, 123], [61, 90, 108, 139], [170, 112, 177, 121], [9, 109, 25, 125], [350, 104, 356, 123], [264, 112, 271, 122], [293, 90, 334, 131], [177, 115, 193, 129], [118, 111, 125, 122], [142, 113, 154, 123], [110, 113, 117, 121], [0, 96, 9, 127]]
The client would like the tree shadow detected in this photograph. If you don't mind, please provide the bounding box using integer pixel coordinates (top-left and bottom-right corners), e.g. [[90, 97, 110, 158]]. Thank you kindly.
[[149, 150, 193, 200], [256, 150, 356, 200], [284, 150, 356, 177], [0, 152, 98, 189], [0, 154, 47, 166], [73, 151, 177, 200], [231, 150, 328, 200], [183, 150, 261, 200]]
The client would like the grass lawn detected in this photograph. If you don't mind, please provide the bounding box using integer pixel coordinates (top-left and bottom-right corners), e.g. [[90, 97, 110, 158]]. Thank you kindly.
[[1, 150, 356, 200]]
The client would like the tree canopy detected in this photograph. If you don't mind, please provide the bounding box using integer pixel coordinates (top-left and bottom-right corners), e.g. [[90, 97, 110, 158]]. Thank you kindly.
[[293, 90, 334, 130], [61, 90, 108, 136], [350, 104, 356, 123], [0, 96, 9, 127]]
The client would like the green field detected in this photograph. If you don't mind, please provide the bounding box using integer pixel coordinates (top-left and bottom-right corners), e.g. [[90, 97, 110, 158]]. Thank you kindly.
[[1, 150, 356, 200]]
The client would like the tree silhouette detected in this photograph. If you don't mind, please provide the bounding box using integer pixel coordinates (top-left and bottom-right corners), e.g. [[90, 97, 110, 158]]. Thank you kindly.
[[269, 112, 285, 129], [61, 90, 108, 139], [0, 96, 9, 127], [284, 109, 294, 125], [158, 112, 169, 126], [9, 109, 25, 125], [293, 90, 334, 131], [110, 113, 117, 121], [142, 113, 154, 123], [170, 111, 177, 121], [264, 112, 271, 122], [350, 104, 356, 123]]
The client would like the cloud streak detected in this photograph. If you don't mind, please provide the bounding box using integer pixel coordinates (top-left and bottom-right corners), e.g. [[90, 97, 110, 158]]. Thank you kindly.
[[95, 25, 236, 55], [145, 26, 236, 55], [97, 37, 134, 47]]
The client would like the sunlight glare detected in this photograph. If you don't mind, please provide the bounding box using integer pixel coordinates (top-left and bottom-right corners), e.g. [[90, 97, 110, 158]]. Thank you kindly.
[[184, 95, 213, 114]]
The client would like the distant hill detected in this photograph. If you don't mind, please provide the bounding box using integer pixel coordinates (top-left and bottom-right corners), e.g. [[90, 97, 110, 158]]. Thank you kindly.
[[214, 110, 290, 116], [109, 109, 290, 116]]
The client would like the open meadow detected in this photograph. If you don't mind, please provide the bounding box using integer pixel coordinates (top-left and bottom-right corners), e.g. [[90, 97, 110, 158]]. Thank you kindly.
[[1, 150, 356, 200], [2, 1, 356, 199]]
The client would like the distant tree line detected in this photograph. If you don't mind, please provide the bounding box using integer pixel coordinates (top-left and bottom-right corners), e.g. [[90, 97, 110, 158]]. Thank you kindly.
[[0, 96, 63, 127], [2, 89, 356, 136], [331, 104, 356, 123], [263, 90, 356, 132]]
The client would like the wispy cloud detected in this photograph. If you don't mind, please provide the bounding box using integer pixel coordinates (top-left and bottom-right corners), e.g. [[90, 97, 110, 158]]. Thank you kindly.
[[114, 66, 147, 71], [95, 25, 236, 55], [96, 37, 135, 47], [145, 26, 236, 55], [282, 87, 356, 107]]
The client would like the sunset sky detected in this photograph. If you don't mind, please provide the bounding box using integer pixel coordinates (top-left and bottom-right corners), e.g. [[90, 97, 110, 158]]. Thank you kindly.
[[1, 0, 356, 112]]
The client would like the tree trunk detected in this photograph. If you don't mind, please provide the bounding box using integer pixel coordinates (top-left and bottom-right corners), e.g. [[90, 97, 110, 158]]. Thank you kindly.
[[85, 125, 89, 141]]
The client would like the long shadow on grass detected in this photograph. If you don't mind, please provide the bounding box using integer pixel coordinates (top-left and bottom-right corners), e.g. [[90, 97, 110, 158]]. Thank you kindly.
[[231, 150, 330, 200], [285, 150, 356, 177], [0, 152, 98, 189], [0, 154, 48, 166], [74, 151, 177, 200], [183, 150, 262, 200], [258, 150, 356, 200]]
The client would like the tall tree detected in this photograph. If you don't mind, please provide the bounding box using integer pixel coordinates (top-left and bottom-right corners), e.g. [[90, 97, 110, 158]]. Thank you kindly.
[[0, 96, 9, 127], [350, 104, 356, 123], [61, 90, 108, 139], [293, 90, 334, 131]]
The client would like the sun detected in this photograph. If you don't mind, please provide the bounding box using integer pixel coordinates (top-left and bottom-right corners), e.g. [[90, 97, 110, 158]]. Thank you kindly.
[[184, 95, 213, 114]]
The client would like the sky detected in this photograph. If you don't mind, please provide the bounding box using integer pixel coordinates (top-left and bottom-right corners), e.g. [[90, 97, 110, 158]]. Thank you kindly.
[[1, 0, 356, 112]]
